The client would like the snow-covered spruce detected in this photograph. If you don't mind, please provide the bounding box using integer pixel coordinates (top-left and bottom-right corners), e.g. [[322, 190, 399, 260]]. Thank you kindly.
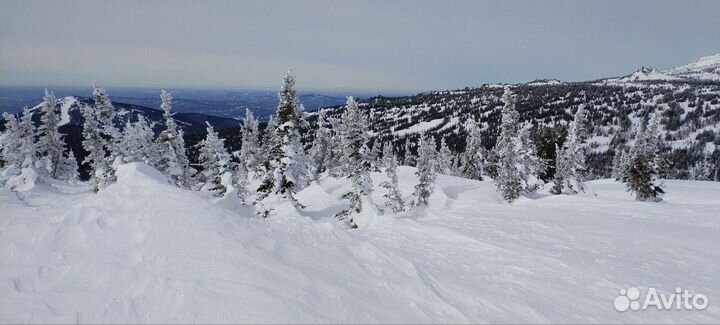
[[690, 150, 715, 181], [119, 115, 155, 164], [238, 108, 261, 173], [1, 109, 34, 170], [0, 107, 40, 190], [308, 109, 332, 182], [57, 150, 80, 184], [256, 71, 309, 216], [153, 90, 193, 188], [620, 111, 666, 201], [334, 96, 374, 228], [552, 104, 588, 195], [368, 139, 381, 172], [611, 147, 627, 181], [380, 146, 404, 213], [412, 133, 437, 207], [516, 123, 547, 193], [81, 104, 110, 192], [403, 137, 415, 166], [92, 82, 121, 181], [196, 123, 234, 197], [256, 114, 276, 179], [35, 89, 68, 179], [460, 118, 484, 180], [436, 137, 454, 175], [325, 114, 345, 177], [494, 87, 523, 202]]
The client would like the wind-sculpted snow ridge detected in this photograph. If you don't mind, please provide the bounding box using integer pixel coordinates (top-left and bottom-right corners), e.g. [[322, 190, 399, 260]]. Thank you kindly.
[[1, 163, 719, 323]]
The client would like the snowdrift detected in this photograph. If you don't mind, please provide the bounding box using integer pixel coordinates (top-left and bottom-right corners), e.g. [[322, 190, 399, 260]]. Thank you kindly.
[[1, 163, 719, 323]]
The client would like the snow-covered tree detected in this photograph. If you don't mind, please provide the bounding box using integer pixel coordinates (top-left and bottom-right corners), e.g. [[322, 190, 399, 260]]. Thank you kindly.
[[81, 105, 110, 192], [308, 109, 332, 181], [436, 137, 454, 175], [235, 160, 250, 203], [690, 151, 714, 181], [380, 148, 404, 213], [197, 123, 233, 197], [57, 150, 80, 183], [334, 96, 373, 228], [551, 104, 587, 194], [381, 142, 394, 169], [452, 153, 462, 176], [326, 116, 345, 177], [239, 108, 261, 173], [0, 108, 41, 190], [460, 119, 484, 180], [494, 87, 523, 202], [35, 89, 67, 178], [611, 147, 626, 180], [256, 71, 309, 215], [412, 133, 437, 207], [92, 82, 121, 165], [1, 108, 37, 170], [620, 112, 665, 201], [153, 90, 192, 187], [119, 115, 155, 164], [516, 124, 547, 193], [403, 138, 415, 166], [1, 112, 24, 168], [368, 139, 381, 171], [256, 115, 276, 177]]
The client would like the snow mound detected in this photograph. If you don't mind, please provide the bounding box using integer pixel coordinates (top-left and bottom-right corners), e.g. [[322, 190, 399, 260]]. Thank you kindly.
[[114, 162, 173, 185], [3, 167, 38, 192], [1, 164, 719, 323]]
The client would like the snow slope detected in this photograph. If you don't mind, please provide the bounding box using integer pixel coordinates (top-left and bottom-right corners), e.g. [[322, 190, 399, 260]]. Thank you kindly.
[[604, 67, 679, 84], [665, 53, 720, 81], [393, 118, 445, 136], [1, 163, 719, 323], [601, 54, 720, 83]]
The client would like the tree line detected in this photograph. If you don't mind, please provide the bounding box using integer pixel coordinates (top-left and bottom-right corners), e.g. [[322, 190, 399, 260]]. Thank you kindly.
[[0, 72, 709, 228]]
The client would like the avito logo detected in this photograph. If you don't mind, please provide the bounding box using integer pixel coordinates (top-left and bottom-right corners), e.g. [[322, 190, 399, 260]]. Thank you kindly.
[[614, 287, 709, 311]]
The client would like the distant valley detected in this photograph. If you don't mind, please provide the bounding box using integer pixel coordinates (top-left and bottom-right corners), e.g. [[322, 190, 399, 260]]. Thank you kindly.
[[0, 86, 378, 120]]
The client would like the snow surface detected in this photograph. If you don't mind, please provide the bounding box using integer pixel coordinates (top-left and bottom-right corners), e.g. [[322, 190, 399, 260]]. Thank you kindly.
[[58, 97, 78, 126], [1, 163, 719, 323], [665, 53, 720, 80], [527, 79, 562, 86], [596, 53, 720, 84], [393, 118, 444, 136], [605, 68, 679, 84]]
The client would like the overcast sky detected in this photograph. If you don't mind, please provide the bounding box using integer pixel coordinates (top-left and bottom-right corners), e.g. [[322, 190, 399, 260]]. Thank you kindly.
[[1, 0, 719, 93]]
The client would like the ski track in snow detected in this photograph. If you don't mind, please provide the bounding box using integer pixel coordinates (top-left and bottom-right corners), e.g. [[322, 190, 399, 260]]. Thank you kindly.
[[1, 163, 719, 323]]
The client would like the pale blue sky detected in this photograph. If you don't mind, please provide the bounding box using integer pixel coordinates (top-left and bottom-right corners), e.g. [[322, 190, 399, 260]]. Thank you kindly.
[[1, 0, 719, 93]]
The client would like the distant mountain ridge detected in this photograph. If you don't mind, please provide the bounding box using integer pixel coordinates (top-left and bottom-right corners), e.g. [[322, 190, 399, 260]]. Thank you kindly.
[[23, 96, 241, 135], [599, 53, 720, 83], [0, 86, 352, 120], [3, 53, 719, 180], [665, 53, 720, 80], [309, 53, 720, 180]]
